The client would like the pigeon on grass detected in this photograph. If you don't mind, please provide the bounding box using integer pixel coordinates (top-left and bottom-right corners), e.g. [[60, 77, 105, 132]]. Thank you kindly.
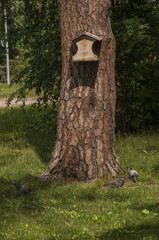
[[103, 176, 126, 188], [127, 167, 138, 182], [12, 182, 33, 194]]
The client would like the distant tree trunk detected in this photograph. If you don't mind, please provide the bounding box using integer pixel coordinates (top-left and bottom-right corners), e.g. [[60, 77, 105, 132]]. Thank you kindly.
[[42, 0, 122, 181]]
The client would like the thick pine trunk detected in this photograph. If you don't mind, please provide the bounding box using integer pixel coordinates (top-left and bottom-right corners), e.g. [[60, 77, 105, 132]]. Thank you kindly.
[[42, 0, 122, 181]]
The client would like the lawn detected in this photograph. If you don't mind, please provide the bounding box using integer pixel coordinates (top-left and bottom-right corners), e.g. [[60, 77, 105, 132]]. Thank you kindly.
[[0, 106, 159, 240], [0, 83, 37, 98]]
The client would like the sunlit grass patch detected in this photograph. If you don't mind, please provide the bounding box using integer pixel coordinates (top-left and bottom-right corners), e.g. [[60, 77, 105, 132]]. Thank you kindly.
[[0, 83, 38, 99]]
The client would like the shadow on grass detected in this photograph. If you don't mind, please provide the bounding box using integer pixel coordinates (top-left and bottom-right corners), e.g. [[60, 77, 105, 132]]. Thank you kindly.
[[152, 164, 159, 175], [0, 175, 56, 216], [99, 222, 159, 240], [0, 106, 57, 164]]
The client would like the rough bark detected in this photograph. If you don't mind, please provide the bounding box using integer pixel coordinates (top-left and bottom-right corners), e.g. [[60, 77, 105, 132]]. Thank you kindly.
[[42, 0, 122, 181]]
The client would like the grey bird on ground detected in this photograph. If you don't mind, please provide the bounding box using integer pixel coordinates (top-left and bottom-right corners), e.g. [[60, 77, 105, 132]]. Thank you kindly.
[[127, 167, 138, 182], [12, 182, 33, 194], [103, 176, 126, 188]]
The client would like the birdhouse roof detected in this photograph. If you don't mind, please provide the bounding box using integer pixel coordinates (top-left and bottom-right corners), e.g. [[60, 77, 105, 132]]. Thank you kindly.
[[73, 32, 102, 43]]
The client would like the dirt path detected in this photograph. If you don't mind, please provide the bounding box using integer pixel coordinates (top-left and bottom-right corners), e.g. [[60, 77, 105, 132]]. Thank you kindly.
[[0, 97, 38, 108]]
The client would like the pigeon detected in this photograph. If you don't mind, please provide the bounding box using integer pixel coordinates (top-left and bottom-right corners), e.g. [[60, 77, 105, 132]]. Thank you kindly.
[[12, 182, 33, 194], [103, 176, 126, 188], [127, 167, 138, 182]]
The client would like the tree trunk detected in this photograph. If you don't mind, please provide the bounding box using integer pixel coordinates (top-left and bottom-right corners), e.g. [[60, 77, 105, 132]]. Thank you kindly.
[[42, 0, 122, 181]]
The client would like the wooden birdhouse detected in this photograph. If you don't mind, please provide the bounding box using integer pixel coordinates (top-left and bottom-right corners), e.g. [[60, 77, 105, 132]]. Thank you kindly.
[[72, 32, 102, 62]]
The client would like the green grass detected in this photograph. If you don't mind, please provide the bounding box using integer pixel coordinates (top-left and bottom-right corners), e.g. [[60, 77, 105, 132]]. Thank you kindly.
[[0, 106, 159, 240], [0, 83, 37, 98]]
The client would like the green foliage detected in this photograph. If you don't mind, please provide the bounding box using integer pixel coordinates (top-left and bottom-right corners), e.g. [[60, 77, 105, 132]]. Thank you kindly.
[[112, 0, 159, 131], [17, 0, 61, 102], [0, 106, 159, 240], [1, 0, 61, 105], [0, 0, 20, 64]]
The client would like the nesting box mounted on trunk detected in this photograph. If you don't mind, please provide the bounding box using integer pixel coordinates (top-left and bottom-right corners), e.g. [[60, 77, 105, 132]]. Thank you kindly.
[[72, 32, 102, 62]]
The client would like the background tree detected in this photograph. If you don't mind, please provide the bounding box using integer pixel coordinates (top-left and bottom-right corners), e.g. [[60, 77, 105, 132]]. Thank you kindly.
[[42, 0, 122, 181], [3, 0, 61, 108], [0, 0, 19, 65], [112, 0, 159, 131]]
